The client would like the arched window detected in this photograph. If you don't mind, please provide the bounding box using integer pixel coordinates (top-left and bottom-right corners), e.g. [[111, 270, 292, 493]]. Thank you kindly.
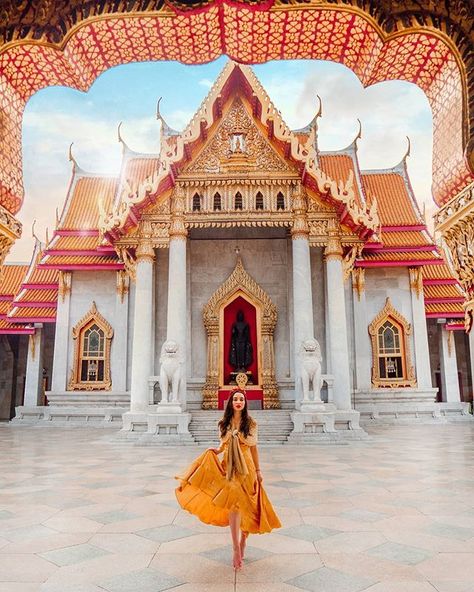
[[234, 191, 243, 210], [368, 298, 416, 388], [255, 191, 264, 210], [213, 192, 222, 211], [276, 191, 285, 210], [192, 192, 201, 211], [69, 302, 113, 390]]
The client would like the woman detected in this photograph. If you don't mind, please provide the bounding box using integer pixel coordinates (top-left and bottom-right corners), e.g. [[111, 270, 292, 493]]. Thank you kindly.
[[175, 388, 281, 570]]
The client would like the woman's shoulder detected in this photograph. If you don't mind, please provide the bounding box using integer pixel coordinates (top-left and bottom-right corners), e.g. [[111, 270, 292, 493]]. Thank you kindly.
[[249, 416, 257, 428]]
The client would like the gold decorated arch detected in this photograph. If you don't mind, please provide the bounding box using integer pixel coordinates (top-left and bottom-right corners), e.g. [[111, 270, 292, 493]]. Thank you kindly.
[[68, 301, 114, 391], [202, 258, 279, 409], [368, 297, 416, 389]]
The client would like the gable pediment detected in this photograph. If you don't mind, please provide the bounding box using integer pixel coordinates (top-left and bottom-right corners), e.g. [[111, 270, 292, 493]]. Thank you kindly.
[[182, 98, 297, 177]]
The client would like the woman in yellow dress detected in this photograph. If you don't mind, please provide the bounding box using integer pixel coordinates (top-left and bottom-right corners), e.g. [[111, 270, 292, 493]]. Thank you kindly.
[[175, 388, 281, 570]]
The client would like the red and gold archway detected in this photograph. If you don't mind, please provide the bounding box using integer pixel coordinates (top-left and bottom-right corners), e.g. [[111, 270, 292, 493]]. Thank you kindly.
[[0, 0, 473, 262]]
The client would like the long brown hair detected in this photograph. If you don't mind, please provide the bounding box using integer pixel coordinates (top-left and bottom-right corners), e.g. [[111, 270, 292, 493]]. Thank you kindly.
[[218, 389, 254, 438]]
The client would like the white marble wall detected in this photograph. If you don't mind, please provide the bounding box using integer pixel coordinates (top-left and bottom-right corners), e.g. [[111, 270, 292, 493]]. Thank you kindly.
[[60, 270, 126, 393], [187, 231, 293, 404], [310, 248, 327, 373]]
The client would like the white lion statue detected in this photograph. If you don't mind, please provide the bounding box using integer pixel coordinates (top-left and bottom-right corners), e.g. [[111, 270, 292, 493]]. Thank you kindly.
[[159, 340, 182, 404], [299, 338, 323, 403]]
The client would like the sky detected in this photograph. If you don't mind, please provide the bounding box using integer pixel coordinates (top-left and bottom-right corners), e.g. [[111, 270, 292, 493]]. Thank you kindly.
[[9, 56, 434, 262]]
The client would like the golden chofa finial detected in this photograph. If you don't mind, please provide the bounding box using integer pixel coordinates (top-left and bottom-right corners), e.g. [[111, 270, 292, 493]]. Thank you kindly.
[[68, 142, 77, 170], [404, 135, 411, 160], [156, 96, 180, 137]]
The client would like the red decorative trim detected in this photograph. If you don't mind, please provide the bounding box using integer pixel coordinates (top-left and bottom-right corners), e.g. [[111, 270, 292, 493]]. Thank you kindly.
[[6, 316, 56, 323], [425, 297, 465, 304], [37, 263, 124, 271], [363, 245, 437, 253], [54, 230, 99, 237], [44, 249, 109, 257], [446, 323, 465, 331], [21, 283, 59, 290], [423, 279, 459, 286], [0, 295, 13, 301], [356, 259, 444, 268], [382, 225, 427, 232], [425, 312, 465, 318], [14, 301, 57, 308], [0, 328, 35, 334]]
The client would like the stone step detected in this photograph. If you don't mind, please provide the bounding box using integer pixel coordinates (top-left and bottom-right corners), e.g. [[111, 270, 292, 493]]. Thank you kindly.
[[189, 410, 293, 444]]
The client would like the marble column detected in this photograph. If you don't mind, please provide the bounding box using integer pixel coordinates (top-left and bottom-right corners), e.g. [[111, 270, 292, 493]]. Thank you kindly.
[[24, 327, 44, 406], [352, 269, 371, 391], [163, 188, 188, 410], [51, 271, 71, 392], [439, 324, 460, 402], [129, 241, 155, 413], [111, 270, 129, 392], [409, 268, 432, 388], [291, 188, 314, 408], [469, 329, 474, 398], [325, 230, 352, 410]]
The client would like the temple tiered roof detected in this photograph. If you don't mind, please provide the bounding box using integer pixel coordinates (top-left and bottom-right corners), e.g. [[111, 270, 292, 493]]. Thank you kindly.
[[0, 61, 466, 332]]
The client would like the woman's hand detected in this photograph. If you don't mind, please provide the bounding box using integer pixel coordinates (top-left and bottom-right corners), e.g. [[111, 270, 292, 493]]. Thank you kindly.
[[256, 470, 263, 483], [207, 447, 221, 454]]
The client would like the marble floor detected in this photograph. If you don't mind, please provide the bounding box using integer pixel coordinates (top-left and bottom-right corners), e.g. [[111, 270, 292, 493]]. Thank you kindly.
[[1, 424, 474, 592]]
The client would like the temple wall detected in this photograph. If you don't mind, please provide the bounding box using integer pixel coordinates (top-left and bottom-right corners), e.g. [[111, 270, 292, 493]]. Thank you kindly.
[[66, 271, 122, 391], [362, 267, 415, 386], [186, 232, 293, 405], [0, 335, 14, 419]]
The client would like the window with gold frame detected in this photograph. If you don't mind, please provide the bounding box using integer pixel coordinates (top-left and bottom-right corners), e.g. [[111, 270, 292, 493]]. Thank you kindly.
[[68, 302, 114, 391], [368, 298, 416, 388]]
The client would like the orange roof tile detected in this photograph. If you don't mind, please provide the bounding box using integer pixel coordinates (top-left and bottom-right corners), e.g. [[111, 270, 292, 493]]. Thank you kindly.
[[0, 301, 10, 315], [363, 250, 441, 262], [41, 255, 120, 266], [425, 302, 464, 314], [61, 176, 117, 230], [362, 172, 421, 226], [0, 318, 34, 332], [319, 154, 362, 207], [15, 289, 58, 303], [50, 236, 101, 250], [8, 306, 56, 320], [0, 264, 28, 296], [422, 264, 456, 280], [123, 158, 159, 187], [380, 230, 431, 247], [424, 284, 464, 299]]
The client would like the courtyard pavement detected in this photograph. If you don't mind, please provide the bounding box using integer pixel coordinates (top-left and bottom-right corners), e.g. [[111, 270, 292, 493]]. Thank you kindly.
[[1, 423, 474, 592]]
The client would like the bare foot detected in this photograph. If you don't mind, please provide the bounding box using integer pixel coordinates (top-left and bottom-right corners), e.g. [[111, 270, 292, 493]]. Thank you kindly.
[[233, 545, 242, 571], [240, 532, 248, 560]]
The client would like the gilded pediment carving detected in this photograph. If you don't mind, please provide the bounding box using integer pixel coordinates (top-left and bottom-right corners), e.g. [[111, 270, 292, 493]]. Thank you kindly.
[[184, 99, 296, 176]]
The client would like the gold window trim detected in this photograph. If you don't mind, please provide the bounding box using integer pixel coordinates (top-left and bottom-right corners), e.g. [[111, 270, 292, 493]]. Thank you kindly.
[[68, 301, 114, 391], [368, 297, 417, 388]]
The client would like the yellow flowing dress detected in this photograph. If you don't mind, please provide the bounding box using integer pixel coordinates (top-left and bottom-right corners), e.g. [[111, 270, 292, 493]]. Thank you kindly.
[[175, 420, 281, 534]]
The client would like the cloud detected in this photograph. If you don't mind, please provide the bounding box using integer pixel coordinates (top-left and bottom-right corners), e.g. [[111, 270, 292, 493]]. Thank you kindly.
[[199, 78, 214, 89]]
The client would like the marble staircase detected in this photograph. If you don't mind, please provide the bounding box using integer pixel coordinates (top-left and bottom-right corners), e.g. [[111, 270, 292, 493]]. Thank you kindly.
[[189, 410, 294, 445]]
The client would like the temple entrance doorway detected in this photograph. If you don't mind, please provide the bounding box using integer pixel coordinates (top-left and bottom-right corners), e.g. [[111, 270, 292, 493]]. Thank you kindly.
[[202, 259, 279, 410]]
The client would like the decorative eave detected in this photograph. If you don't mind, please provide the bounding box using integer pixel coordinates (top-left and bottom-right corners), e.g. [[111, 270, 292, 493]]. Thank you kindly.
[[99, 62, 380, 244]]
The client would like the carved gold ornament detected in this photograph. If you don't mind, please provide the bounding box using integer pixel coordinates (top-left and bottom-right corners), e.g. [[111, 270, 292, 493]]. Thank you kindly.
[[202, 258, 279, 410], [408, 267, 424, 299], [68, 301, 114, 391], [351, 267, 365, 301], [368, 297, 417, 388], [58, 271, 71, 302]]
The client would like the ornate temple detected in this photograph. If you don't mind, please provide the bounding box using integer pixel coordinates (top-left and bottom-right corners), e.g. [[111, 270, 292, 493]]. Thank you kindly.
[[0, 62, 472, 441]]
